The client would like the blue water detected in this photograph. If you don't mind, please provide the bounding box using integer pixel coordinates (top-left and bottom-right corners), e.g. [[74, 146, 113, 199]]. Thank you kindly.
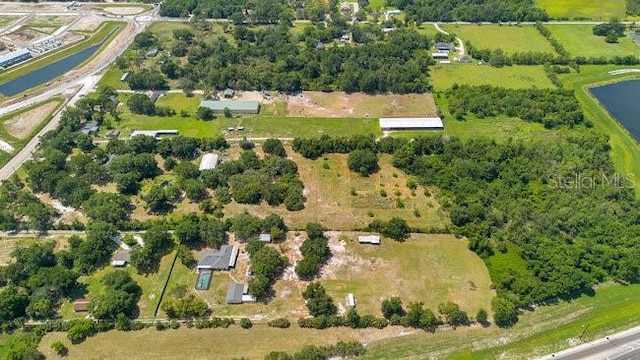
[[0, 40, 104, 97], [590, 80, 640, 143]]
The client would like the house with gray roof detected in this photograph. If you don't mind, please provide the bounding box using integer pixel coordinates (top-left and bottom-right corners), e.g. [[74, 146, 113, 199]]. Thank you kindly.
[[80, 121, 99, 135], [197, 245, 238, 271], [226, 282, 245, 304], [111, 249, 131, 267]]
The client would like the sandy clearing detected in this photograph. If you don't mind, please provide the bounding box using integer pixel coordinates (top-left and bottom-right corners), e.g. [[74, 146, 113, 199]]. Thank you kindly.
[[4, 101, 59, 139], [101, 6, 146, 15], [70, 15, 106, 32]]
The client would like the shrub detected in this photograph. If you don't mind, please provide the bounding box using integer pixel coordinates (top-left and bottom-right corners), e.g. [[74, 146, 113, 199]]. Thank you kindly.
[[50, 341, 67, 356], [267, 318, 291, 328], [240, 318, 253, 329]]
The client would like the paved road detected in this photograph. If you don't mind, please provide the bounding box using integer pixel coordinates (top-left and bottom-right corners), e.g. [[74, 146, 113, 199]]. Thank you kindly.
[[538, 326, 640, 360]]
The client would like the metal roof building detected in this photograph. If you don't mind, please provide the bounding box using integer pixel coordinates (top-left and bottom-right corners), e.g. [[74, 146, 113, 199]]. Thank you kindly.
[[130, 129, 178, 139], [358, 235, 381, 245], [259, 233, 271, 243], [379, 117, 443, 131], [0, 49, 31, 68], [200, 100, 260, 114], [199, 153, 219, 171], [226, 282, 245, 304], [111, 249, 131, 267], [80, 121, 99, 135]]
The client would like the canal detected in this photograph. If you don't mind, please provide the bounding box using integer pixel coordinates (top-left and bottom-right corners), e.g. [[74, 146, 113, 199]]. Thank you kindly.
[[590, 79, 640, 143]]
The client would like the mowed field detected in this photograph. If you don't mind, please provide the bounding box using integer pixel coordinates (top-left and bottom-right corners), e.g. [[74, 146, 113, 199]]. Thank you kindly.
[[224, 151, 447, 230], [430, 64, 555, 90], [546, 25, 639, 57], [441, 24, 556, 54], [535, 0, 626, 19]]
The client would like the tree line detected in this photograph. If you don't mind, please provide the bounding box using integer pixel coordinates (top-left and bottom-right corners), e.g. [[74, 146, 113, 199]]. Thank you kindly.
[[388, 0, 548, 23]]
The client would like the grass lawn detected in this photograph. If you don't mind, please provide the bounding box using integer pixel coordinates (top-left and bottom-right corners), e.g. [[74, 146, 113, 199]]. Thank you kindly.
[[535, 0, 626, 20], [0, 21, 124, 85], [59, 252, 178, 319], [224, 152, 447, 230], [559, 65, 640, 196], [440, 24, 555, 54], [430, 64, 554, 91], [97, 66, 131, 90], [115, 93, 382, 139], [366, 283, 640, 359], [546, 25, 639, 57], [147, 21, 233, 47]]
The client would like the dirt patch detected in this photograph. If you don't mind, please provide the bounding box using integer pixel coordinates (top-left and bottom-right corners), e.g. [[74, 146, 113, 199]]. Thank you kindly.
[[4, 101, 59, 139], [5, 27, 46, 44], [286, 91, 438, 118], [70, 15, 106, 32], [101, 6, 146, 15]]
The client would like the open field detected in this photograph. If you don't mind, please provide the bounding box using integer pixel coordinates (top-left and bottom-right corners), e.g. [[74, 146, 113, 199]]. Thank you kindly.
[[441, 24, 556, 54], [535, 0, 626, 20], [546, 25, 639, 57], [147, 22, 233, 47], [39, 325, 412, 360], [0, 21, 124, 86], [24, 15, 73, 30], [37, 282, 640, 359], [96, 66, 130, 90], [430, 64, 554, 90], [3, 100, 60, 139], [286, 92, 437, 117], [93, 4, 152, 15], [0, 98, 64, 167], [58, 252, 177, 319], [224, 152, 447, 230], [559, 65, 640, 196], [115, 93, 382, 138]]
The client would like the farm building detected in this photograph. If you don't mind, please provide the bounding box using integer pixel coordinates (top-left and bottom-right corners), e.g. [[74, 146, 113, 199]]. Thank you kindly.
[[432, 52, 449, 59], [454, 55, 472, 63], [130, 129, 178, 139], [199, 153, 219, 171], [73, 298, 90, 312], [358, 235, 381, 245], [226, 283, 256, 304], [111, 249, 131, 267], [435, 42, 455, 52], [0, 49, 31, 68], [379, 117, 443, 131], [80, 121, 99, 135], [197, 245, 238, 271], [199, 100, 260, 114], [259, 233, 271, 243]]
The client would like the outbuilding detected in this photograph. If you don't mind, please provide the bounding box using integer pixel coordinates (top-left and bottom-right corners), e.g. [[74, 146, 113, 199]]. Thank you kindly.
[[199, 100, 260, 114], [111, 249, 131, 267], [358, 235, 381, 245], [379, 117, 443, 131], [73, 298, 90, 312], [226, 282, 245, 304], [259, 233, 271, 243], [199, 153, 219, 171]]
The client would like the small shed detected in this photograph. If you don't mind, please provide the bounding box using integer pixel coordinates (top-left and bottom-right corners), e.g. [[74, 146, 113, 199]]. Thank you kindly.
[[226, 282, 245, 304], [259, 233, 271, 243], [80, 121, 99, 135], [199, 153, 219, 171], [358, 235, 381, 245], [223, 88, 235, 98], [120, 72, 130, 82], [106, 129, 120, 138], [347, 293, 356, 308], [111, 249, 131, 267], [147, 48, 158, 57], [73, 298, 90, 312], [432, 52, 449, 59]]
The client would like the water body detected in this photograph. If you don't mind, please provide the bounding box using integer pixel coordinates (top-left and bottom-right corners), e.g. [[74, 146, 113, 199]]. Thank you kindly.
[[0, 39, 105, 97], [590, 80, 640, 143]]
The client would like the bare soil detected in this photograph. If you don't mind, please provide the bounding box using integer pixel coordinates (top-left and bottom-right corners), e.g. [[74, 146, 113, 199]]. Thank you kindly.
[[70, 15, 105, 33], [100, 6, 146, 15], [286, 91, 438, 118], [4, 101, 59, 139]]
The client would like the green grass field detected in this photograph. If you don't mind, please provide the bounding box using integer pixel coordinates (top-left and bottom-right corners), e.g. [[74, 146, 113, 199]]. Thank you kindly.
[[535, 0, 626, 19], [146, 22, 233, 48], [559, 65, 640, 196], [441, 24, 556, 54], [37, 283, 640, 359], [430, 64, 554, 91], [115, 93, 381, 139], [224, 152, 446, 230], [97, 67, 131, 90], [546, 25, 639, 57]]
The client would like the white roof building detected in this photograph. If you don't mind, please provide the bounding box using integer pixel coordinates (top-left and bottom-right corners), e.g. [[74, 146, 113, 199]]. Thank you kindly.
[[379, 117, 443, 131], [199, 153, 219, 171], [347, 293, 356, 308], [358, 235, 381, 244], [130, 130, 179, 139]]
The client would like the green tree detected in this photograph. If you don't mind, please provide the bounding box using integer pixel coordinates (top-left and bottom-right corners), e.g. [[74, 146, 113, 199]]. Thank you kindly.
[[262, 138, 286, 157], [174, 161, 200, 179], [492, 296, 518, 327], [476, 308, 489, 325], [50, 341, 67, 356], [126, 94, 156, 115], [381, 296, 405, 319], [196, 106, 214, 121], [114, 172, 140, 195], [302, 282, 336, 317], [143, 185, 170, 213], [347, 149, 378, 176], [438, 301, 469, 326]]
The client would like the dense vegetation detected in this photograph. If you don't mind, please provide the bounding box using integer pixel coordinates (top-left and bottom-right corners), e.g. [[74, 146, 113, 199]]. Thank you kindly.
[[388, 0, 548, 22], [629, 0, 640, 15], [119, 24, 432, 94], [446, 85, 584, 129], [295, 223, 331, 279], [246, 238, 288, 298], [292, 132, 640, 325]]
